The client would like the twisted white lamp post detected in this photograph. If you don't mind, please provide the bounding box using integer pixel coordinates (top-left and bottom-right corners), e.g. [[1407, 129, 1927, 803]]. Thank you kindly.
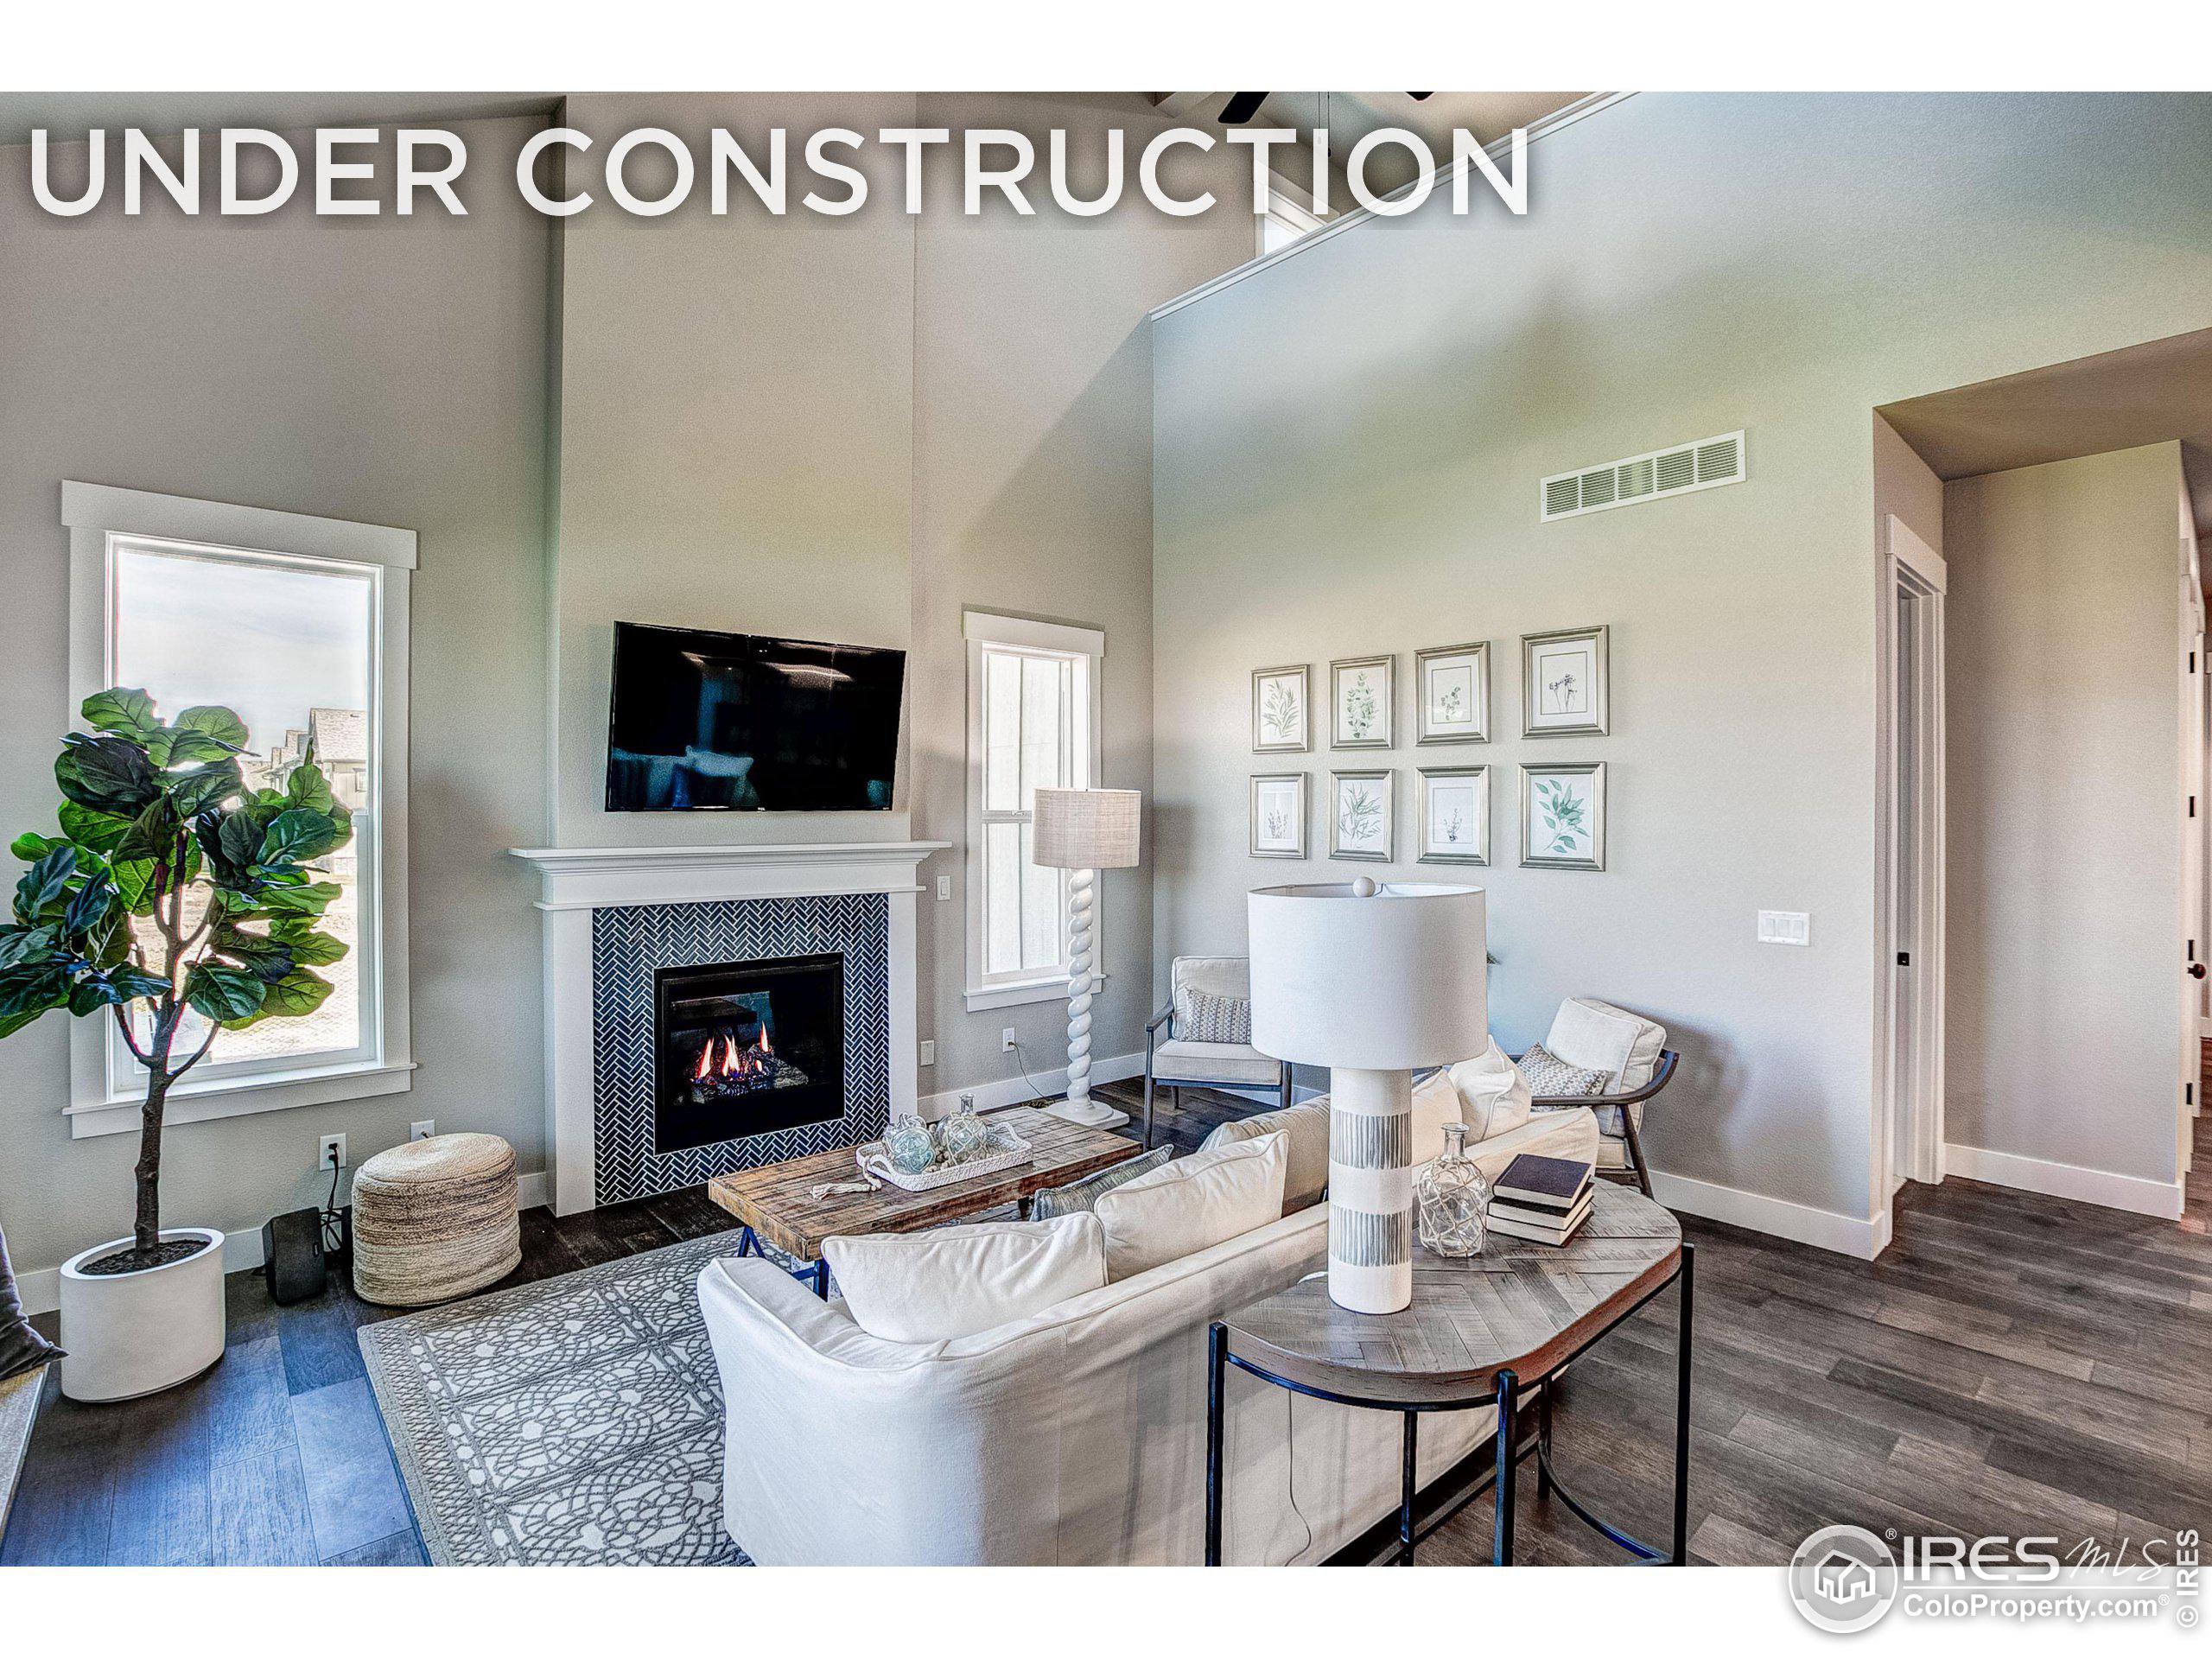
[[1031, 787, 1142, 1128]]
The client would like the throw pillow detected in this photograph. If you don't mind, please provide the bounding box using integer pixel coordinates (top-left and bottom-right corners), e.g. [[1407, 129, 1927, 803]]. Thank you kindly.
[[1444, 1039, 1535, 1141], [1516, 1042, 1612, 1101], [1182, 988, 1253, 1045], [1410, 1068, 1469, 1165], [1032, 1144, 1173, 1219], [1093, 1131, 1288, 1281], [1544, 998, 1667, 1092], [821, 1213, 1105, 1344], [1199, 1101, 1330, 1212]]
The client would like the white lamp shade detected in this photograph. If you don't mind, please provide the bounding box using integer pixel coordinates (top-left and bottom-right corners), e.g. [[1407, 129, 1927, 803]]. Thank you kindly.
[[1247, 882, 1487, 1070], [1032, 788, 1141, 869]]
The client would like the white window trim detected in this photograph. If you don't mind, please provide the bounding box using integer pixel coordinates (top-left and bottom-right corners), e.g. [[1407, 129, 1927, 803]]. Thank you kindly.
[[961, 611, 1107, 1013], [59, 482, 416, 1139]]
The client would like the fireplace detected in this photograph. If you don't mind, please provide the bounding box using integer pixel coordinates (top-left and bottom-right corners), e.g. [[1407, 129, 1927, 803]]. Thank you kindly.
[[653, 952, 846, 1154]]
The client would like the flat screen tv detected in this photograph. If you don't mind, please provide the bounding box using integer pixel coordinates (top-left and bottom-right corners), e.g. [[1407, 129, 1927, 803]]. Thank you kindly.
[[605, 622, 905, 812]]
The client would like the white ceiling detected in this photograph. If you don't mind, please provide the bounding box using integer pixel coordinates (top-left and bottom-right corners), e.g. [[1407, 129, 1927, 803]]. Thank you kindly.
[[0, 92, 559, 145]]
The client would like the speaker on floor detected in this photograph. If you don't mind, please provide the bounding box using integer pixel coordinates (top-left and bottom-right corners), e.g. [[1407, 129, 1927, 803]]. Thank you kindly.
[[261, 1206, 328, 1305]]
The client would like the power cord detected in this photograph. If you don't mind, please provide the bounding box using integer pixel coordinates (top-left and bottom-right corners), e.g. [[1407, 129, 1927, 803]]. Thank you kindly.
[[319, 1155, 346, 1257], [1007, 1039, 1056, 1105]]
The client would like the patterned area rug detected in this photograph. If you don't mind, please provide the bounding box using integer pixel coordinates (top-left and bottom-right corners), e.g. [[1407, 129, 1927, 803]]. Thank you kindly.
[[359, 1228, 791, 1566]]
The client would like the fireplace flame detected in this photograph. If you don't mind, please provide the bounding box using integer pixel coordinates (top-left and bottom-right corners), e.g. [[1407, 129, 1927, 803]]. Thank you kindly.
[[691, 1025, 776, 1084]]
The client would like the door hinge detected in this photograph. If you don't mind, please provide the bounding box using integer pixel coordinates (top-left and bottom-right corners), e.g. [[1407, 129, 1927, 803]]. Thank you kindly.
[[1897, 950, 1910, 967], [2190, 1082, 2196, 1108], [2192, 796, 2198, 819]]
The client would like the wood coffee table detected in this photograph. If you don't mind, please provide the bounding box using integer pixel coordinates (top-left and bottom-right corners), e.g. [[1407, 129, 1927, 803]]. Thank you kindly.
[[1205, 1182, 1690, 1566], [706, 1106, 1141, 1296]]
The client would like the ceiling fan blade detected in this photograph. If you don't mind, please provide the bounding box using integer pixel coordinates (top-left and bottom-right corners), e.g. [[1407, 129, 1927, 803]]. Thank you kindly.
[[1219, 92, 1269, 124]]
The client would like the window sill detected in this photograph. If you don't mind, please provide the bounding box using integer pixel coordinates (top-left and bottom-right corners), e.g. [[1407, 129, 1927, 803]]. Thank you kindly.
[[963, 972, 1111, 1014], [67, 1058, 416, 1141]]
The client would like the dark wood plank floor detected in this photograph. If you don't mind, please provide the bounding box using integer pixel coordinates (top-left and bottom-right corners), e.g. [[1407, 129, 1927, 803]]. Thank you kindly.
[[4, 1077, 2205, 1566]]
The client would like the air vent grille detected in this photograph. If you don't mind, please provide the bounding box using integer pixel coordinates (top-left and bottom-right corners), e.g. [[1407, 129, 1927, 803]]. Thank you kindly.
[[1541, 430, 1746, 522]]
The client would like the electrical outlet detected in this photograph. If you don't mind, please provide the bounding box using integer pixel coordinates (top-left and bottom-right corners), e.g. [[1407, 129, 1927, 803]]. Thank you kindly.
[[410, 1119, 435, 1141], [936, 874, 952, 901], [918, 1039, 936, 1067], [319, 1133, 347, 1171], [1001, 1027, 1017, 1052]]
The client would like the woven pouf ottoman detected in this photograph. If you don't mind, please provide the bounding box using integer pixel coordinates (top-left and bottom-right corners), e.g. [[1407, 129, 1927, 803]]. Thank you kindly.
[[352, 1133, 520, 1306]]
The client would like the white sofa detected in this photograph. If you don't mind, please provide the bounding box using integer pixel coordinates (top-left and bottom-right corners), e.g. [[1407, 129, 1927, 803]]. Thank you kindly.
[[696, 1103, 1600, 1565]]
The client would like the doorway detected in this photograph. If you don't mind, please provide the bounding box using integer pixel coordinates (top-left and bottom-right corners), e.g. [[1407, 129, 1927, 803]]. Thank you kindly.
[[1885, 515, 1947, 1196]]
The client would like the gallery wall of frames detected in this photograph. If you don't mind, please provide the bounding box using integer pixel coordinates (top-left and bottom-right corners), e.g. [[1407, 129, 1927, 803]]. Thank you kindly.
[[1247, 626, 1610, 873]]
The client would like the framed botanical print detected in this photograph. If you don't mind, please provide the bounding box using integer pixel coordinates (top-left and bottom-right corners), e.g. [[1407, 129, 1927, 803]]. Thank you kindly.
[[1329, 769, 1393, 861], [1329, 655, 1394, 749], [1417, 766, 1489, 865], [1522, 625, 1609, 737], [1520, 761, 1606, 870], [1415, 642, 1490, 744], [1250, 664, 1311, 753], [1249, 772, 1308, 858]]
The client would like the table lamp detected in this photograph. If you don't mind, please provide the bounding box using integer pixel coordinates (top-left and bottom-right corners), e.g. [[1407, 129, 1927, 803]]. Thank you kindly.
[[1248, 878, 1487, 1313], [1032, 787, 1143, 1128]]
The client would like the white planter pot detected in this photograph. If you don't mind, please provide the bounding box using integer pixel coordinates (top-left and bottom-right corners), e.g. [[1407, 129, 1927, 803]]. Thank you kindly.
[[57, 1227, 226, 1402]]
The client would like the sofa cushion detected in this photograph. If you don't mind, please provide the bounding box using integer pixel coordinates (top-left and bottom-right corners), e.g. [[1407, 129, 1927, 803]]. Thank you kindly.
[[1094, 1132, 1287, 1281], [1443, 1039, 1535, 1141], [1544, 997, 1667, 1092], [1199, 1101, 1330, 1213], [1154, 1038, 1281, 1088], [821, 1214, 1105, 1344], [1033, 1145, 1173, 1219]]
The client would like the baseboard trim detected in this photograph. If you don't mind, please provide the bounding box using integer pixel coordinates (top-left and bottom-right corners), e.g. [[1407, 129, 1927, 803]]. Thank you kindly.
[[1649, 1169, 1891, 1260], [923, 1051, 1144, 1120], [1942, 1142, 2183, 1220], [21, 1177, 559, 1316]]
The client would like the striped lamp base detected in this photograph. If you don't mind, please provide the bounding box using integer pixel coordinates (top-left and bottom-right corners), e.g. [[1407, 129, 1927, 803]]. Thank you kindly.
[[1325, 1067, 1415, 1313]]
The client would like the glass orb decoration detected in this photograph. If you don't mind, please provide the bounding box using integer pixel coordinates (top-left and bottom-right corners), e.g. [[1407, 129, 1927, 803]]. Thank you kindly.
[[1414, 1121, 1491, 1257], [940, 1093, 989, 1163], [885, 1114, 938, 1176]]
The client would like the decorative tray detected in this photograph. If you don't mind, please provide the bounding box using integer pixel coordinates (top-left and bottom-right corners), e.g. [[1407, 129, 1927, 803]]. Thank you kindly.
[[855, 1124, 1035, 1192]]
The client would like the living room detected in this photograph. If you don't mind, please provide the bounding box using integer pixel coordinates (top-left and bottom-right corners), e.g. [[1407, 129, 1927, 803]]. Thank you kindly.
[[0, 16, 2207, 1641]]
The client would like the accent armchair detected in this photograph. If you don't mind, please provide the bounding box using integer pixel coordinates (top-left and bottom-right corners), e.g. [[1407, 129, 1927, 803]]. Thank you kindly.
[[1142, 957, 1293, 1147], [1521, 996, 1678, 1198]]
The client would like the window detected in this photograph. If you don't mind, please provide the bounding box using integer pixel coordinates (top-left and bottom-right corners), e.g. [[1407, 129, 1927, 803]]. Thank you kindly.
[[61, 483, 415, 1137], [963, 612, 1103, 1011], [1258, 192, 1326, 258]]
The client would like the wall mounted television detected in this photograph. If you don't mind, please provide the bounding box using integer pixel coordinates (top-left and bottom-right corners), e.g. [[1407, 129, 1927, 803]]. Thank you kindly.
[[605, 622, 906, 812]]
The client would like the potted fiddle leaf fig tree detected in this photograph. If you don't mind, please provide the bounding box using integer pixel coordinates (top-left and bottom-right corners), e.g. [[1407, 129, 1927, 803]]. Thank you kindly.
[[1, 689, 352, 1402]]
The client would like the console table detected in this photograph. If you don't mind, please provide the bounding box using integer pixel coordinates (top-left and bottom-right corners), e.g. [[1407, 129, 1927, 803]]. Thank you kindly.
[[1205, 1182, 1691, 1566]]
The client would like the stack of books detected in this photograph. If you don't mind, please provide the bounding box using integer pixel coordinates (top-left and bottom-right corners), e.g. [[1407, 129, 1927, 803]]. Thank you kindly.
[[1487, 1153, 1595, 1246]]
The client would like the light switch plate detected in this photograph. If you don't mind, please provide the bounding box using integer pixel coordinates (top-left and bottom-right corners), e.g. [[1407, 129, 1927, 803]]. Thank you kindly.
[[936, 874, 952, 901], [1758, 910, 1811, 946], [918, 1039, 936, 1067]]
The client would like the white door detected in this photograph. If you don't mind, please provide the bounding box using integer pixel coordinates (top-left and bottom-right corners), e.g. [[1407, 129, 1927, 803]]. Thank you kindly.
[[2179, 503, 2205, 1171], [1887, 517, 1947, 1195]]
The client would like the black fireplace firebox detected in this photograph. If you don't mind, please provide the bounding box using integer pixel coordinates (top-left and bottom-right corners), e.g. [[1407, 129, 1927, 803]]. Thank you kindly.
[[652, 952, 846, 1154]]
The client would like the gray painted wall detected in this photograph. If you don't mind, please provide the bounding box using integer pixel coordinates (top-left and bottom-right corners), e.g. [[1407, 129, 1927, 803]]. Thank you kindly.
[[1944, 443, 2187, 1185], [0, 118, 551, 1274], [1150, 92, 2212, 1228]]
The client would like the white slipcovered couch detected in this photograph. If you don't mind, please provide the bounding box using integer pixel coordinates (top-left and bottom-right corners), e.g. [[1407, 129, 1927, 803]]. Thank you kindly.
[[697, 1078, 1599, 1565]]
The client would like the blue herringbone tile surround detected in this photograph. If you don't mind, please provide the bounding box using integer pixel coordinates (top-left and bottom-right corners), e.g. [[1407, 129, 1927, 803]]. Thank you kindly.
[[590, 893, 892, 1205]]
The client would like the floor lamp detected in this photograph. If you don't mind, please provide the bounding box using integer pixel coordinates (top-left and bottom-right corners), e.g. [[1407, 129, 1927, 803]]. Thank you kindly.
[[1032, 787, 1142, 1128], [1248, 878, 1487, 1313]]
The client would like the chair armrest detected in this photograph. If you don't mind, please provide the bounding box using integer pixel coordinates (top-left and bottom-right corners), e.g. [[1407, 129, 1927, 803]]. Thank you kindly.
[[1522, 1047, 1680, 1110], [1145, 1003, 1176, 1038]]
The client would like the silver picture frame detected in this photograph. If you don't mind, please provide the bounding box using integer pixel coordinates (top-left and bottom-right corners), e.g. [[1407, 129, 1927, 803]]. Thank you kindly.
[[1250, 664, 1311, 753], [1414, 642, 1490, 745], [1522, 624, 1610, 738], [1417, 766, 1489, 865], [1328, 654, 1395, 749], [1249, 772, 1309, 858], [1329, 768, 1394, 861], [1520, 760, 1606, 871]]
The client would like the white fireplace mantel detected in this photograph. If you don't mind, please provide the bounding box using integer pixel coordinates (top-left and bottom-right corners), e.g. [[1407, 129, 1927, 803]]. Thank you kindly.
[[509, 841, 949, 1215]]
